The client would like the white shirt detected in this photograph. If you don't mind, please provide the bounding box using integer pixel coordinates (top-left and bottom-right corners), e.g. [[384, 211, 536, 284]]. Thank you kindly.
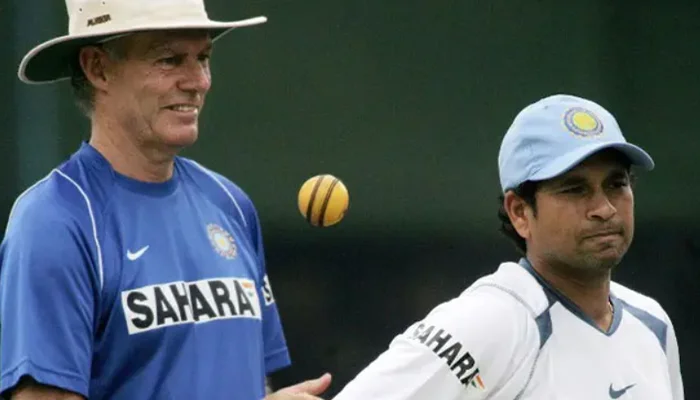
[[333, 259, 684, 400]]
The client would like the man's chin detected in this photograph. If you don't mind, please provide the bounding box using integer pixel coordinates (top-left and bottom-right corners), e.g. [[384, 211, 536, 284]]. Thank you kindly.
[[580, 249, 627, 273], [158, 128, 199, 149]]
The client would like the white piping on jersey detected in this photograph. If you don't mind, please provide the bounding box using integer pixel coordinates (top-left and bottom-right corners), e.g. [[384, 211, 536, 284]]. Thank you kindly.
[[469, 282, 546, 400], [184, 159, 248, 228], [55, 169, 104, 290], [4, 170, 57, 236], [514, 347, 544, 400]]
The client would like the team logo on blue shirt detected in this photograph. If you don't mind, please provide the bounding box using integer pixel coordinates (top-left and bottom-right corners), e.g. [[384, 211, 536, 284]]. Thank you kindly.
[[121, 277, 262, 334], [207, 223, 237, 260]]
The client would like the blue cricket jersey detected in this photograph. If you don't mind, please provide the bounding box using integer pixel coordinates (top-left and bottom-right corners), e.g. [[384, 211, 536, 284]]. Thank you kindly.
[[0, 142, 291, 399]]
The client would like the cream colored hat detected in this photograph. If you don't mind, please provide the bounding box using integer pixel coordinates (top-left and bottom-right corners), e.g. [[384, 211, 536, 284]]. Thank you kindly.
[[18, 0, 267, 84]]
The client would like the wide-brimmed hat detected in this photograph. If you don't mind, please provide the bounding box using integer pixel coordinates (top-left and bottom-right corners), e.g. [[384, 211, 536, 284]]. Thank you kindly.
[[18, 0, 267, 84]]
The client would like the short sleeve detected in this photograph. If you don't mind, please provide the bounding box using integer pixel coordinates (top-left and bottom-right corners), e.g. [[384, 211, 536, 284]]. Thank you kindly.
[[214, 174, 291, 374], [248, 206, 290, 374], [0, 195, 99, 398], [333, 286, 539, 400]]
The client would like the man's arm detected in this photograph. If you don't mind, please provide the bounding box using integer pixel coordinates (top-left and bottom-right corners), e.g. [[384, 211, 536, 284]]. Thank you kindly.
[[0, 190, 98, 398], [333, 287, 539, 400]]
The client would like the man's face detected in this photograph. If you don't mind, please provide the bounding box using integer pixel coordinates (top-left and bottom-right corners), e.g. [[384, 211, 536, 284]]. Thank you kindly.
[[101, 30, 213, 150], [526, 150, 635, 274]]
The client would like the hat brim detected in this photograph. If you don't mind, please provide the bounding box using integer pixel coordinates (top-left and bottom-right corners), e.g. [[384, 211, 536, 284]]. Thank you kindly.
[[18, 16, 267, 84], [529, 141, 655, 183]]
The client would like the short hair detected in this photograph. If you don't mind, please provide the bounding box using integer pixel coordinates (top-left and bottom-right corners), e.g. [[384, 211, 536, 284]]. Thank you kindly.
[[69, 40, 126, 117], [497, 180, 539, 255]]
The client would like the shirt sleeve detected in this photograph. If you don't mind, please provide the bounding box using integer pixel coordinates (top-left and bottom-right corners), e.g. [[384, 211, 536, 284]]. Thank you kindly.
[[0, 195, 99, 398], [333, 286, 539, 400], [665, 314, 684, 400], [215, 174, 291, 374], [250, 208, 291, 374]]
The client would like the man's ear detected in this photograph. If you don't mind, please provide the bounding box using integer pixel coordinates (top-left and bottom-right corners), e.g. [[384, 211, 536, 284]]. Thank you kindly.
[[503, 190, 533, 242], [77, 46, 113, 92]]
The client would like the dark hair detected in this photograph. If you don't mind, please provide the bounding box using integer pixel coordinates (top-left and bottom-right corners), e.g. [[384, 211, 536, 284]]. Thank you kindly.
[[497, 181, 539, 255]]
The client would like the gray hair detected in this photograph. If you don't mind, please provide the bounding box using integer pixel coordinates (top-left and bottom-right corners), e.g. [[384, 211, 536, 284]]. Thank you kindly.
[[69, 39, 126, 117]]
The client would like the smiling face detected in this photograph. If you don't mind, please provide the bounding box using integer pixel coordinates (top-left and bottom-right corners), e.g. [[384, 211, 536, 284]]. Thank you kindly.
[[93, 29, 214, 150], [508, 149, 636, 275]]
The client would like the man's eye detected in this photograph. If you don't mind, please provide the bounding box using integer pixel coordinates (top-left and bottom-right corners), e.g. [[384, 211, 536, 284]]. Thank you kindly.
[[610, 180, 629, 189], [158, 56, 180, 66], [561, 186, 585, 194]]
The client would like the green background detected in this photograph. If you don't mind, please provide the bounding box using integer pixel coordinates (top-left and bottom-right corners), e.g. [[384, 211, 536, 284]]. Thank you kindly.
[[2, 0, 698, 397]]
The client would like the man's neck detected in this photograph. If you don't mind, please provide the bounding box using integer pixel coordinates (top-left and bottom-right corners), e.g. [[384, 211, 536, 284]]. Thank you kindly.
[[89, 116, 176, 183], [526, 254, 613, 331]]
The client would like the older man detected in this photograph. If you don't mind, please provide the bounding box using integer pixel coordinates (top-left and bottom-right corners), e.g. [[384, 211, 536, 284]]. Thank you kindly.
[[1, 0, 330, 399]]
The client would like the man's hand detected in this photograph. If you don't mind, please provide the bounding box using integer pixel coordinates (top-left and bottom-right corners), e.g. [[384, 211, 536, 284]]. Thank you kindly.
[[264, 373, 332, 400]]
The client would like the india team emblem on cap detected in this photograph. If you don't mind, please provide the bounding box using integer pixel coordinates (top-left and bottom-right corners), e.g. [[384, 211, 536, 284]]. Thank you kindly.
[[207, 223, 237, 260], [564, 107, 604, 138]]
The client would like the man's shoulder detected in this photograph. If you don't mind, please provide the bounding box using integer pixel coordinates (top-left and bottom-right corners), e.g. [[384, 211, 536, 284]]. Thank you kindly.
[[611, 280, 669, 321], [611, 281, 675, 353], [390, 262, 544, 392], [177, 157, 252, 200], [177, 157, 249, 198], [413, 261, 548, 341], [457, 261, 551, 318], [176, 157, 259, 227], [6, 167, 96, 233]]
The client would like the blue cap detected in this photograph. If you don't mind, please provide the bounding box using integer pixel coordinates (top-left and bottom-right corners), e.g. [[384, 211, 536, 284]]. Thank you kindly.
[[498, 94, 654, 193]]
